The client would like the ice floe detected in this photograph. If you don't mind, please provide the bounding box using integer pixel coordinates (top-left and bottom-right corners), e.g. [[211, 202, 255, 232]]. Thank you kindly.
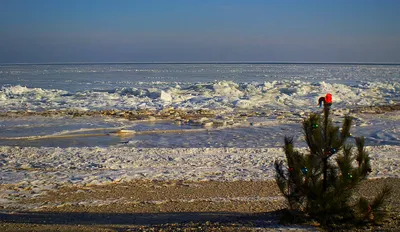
[[0, 80, 398, 113]]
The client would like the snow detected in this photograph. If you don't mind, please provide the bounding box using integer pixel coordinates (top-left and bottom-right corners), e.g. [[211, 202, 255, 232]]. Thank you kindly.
[[0, 80, 398, 112], [0, 144, 398, 210], [0, 145, 398, 189], [0, 63, 399, 215]]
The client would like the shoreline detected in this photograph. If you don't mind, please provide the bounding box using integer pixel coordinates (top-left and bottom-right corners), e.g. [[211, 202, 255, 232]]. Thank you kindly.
[[1, 145, 399, 213], [1, 103, 398, 119], [1, 178, 399, 231], [1, 104, 399, 230]]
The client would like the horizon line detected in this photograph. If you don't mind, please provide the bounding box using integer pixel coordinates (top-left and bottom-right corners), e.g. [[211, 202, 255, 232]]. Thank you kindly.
[[1, 61, 400, 65]]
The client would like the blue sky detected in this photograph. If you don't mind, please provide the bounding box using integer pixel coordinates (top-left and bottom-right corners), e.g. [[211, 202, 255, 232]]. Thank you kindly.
[[0, 0, 399, 63]]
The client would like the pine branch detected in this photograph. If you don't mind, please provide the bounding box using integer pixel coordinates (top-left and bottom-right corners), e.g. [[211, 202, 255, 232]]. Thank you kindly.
[[340, 116, 352, 141], [355, 137, 372, 177], [371, 185, 392, 209]]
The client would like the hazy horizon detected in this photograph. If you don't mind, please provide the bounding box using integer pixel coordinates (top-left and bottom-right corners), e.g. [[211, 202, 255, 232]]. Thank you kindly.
[[1, 0, 399, 63], [2, 61, 400, 65]]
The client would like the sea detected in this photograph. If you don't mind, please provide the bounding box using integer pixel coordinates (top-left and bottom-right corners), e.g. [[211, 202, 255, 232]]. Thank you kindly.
[[0, 63, 399, 198], [0, 63, 399, 147]]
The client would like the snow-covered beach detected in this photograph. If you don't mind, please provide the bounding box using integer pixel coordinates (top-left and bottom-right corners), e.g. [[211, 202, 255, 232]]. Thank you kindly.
[[1, 63, 399, 230], [1, 145, 399, 209]]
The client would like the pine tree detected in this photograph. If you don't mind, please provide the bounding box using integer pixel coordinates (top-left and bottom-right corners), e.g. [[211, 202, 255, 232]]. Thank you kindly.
[[274, 106, 391, 225]]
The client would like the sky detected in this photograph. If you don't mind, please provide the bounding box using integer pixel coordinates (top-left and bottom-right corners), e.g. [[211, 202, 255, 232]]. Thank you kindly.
[[0, 0, 399, 63]]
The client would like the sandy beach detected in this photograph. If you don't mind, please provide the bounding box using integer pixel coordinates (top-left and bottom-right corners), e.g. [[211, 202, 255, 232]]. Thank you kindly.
[[1, 178, 399, 231]]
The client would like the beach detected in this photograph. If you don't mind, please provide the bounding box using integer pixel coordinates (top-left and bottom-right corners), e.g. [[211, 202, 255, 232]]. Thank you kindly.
[[1, 63, 399, 231], [0, 131, 399, 231], [1, 179, 399, 231]]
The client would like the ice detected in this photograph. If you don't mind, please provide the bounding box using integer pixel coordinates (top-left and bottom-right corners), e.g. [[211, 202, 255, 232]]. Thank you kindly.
[[0, 63, 399, 211], [0, 145, 398, 209], [0, 145, 398, 186], [1, 63, 399, 113], [0, 80, 398, 112], [160, 90, 172, 102]]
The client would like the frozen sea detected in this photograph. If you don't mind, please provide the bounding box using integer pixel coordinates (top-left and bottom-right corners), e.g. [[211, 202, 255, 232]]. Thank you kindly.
[[0, 63, 399, 209], [0, 63, 399, 147]]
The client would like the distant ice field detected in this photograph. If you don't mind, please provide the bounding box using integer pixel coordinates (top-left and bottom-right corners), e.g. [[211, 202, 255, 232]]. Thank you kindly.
[[0, 63, 399, 112], [1, 63, 399, 92], [0, 63, 399, 148]]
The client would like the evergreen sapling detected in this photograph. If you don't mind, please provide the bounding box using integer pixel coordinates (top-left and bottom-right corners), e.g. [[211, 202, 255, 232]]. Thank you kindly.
[[274, 106, 391, 225]]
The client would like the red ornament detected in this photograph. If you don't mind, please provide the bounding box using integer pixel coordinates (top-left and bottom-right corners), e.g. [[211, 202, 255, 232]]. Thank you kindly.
[[318, 93, 333, 107], [288, 167, 294, 172], [325, 93, 332, 104]]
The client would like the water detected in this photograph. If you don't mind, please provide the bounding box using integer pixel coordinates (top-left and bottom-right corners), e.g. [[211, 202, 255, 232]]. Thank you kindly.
[[0, 64, 399, 195], [0, 63, 399, 147], [1, 63, 399, 92], [0, 63, 398, 111]]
